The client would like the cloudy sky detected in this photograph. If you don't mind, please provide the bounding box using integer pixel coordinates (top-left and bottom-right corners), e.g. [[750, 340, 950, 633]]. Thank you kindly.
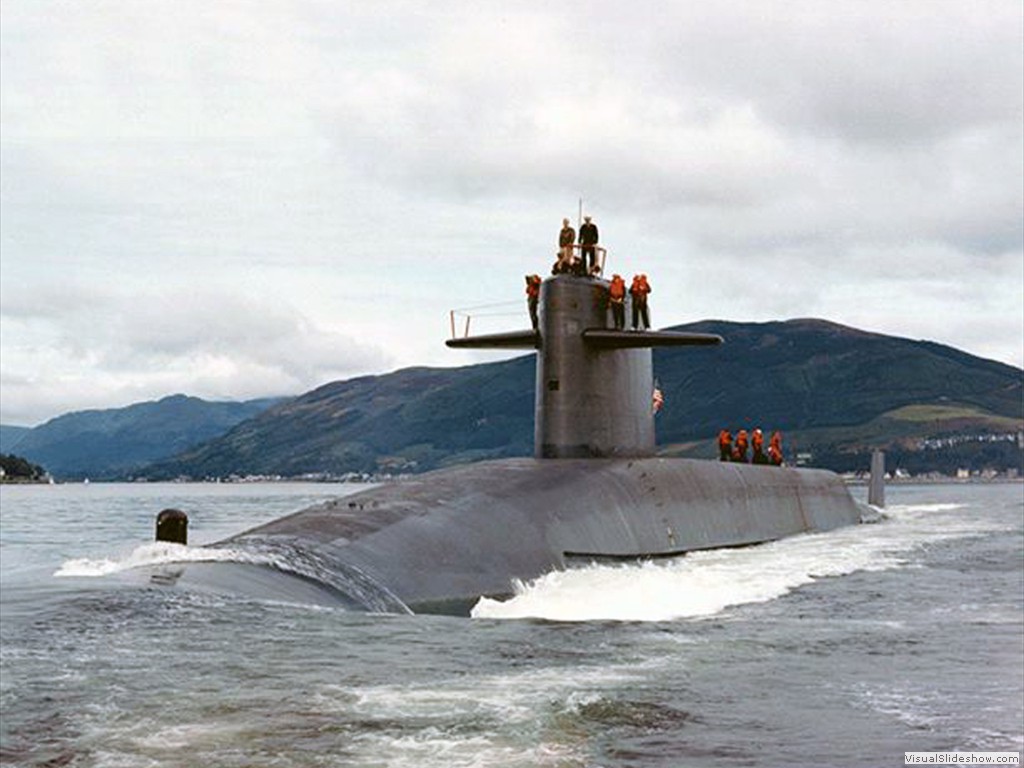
[[2, 0, 1021, 426]]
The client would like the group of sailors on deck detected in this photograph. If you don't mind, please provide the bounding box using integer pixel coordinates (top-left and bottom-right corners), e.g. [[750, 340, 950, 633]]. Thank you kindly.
[[719, 428, 785, 466]]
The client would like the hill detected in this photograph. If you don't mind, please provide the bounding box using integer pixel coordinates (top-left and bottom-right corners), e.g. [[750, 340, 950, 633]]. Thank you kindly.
[[0, 425, 30, 454], [149, 358, 537, 479], [652, 319, 1022, 466], [11, 394, 285, 480], [148, 319, 1022, 479], [0, 453, 48, 483]]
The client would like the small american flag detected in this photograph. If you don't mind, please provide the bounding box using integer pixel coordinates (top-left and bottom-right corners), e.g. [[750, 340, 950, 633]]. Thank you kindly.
[[652, 386, 664, 414]]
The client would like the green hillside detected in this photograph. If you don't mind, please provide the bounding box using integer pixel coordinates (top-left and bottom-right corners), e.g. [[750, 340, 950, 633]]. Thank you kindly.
[[0, 425, 30, 454], [652, 319, 1022, 471], [148, 319, 1022, 480], [11, 395, 285, 480], [153, 357, 536, 478]]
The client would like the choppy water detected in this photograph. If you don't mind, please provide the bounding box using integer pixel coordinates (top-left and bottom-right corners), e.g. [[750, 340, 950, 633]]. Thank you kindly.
[[1, 481, 1021, 767]]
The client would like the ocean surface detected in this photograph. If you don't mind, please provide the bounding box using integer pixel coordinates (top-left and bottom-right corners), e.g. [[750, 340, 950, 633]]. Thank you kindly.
[[0, 480, 1021, 767]]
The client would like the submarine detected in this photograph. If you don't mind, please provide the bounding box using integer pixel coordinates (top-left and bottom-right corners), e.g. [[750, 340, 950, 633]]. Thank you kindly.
[[156, 260, 873, 615]]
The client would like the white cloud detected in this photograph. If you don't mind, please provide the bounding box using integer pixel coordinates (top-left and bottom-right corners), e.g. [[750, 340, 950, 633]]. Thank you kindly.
[[1, 0, 1021, 425], [0, 281, 389, 424]]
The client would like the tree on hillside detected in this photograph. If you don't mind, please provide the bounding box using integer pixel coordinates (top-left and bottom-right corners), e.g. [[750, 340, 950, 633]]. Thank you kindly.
[[0, 453, 48, 482]]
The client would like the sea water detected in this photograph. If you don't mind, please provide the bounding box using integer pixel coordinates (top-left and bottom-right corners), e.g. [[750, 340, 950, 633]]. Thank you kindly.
[[0, 481, 1021, 767]]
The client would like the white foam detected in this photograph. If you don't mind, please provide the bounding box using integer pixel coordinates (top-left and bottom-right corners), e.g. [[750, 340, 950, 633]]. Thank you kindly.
[[471, 501, 996, 622], [54, 542, 259, 577], [133, 721, 242, 750], [851, 683, 949, 731], [348, 731, 576, 768], [314, 664, 641, 768]]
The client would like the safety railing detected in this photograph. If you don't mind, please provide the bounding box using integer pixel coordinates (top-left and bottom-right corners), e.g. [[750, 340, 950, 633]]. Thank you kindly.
[[448, 245, 612, 340], [449, 300, 523, 339], [554, 244, 608, 276]]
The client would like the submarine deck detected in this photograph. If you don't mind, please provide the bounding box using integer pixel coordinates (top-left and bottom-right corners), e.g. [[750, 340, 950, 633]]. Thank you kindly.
[[214, 457, 864, 613]]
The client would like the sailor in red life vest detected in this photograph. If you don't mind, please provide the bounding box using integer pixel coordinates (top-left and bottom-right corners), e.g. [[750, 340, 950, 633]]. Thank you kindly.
[[630, 274, 651, 330], [768, 430, 784, 466], [525, 274, 542, 330], [751, 428, 768, 464], [718, 429, 732, 462], [608, 274, 626, 330], [732, 429, 749, 463]]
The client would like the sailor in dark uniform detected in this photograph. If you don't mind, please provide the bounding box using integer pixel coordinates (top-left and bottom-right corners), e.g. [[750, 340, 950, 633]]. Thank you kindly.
[[578, 215, 599, 275]]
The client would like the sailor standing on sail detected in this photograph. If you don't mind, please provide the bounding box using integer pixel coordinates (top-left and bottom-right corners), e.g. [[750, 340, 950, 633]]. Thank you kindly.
[[525, 274, 542, 330], [630, 274, 651, 330], [558, 218, 576, 273], [578, 215, 599, 275], [608, 274, 627, 330]]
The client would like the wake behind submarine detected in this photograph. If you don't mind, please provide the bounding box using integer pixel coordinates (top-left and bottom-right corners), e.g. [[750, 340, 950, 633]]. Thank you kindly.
[[157, 252, 874, 615]]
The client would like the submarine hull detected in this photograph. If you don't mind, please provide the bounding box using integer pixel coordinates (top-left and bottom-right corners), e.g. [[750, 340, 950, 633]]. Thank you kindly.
[[156, 275, 867, 614], [200, 457, 865, 615]]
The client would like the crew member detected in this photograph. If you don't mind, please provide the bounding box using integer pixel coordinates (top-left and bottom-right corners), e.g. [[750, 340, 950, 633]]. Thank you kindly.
[[751, 428, 768, 464], [630, 274, 651, 330], [525, 274, 542, 330], [608, 274, 626, 330], [718, 429, 732, 462], [578, 215, 599, 275], [558, 218, 575, 272], [732, 429, 749, 463], [768, 431, 784, 466]]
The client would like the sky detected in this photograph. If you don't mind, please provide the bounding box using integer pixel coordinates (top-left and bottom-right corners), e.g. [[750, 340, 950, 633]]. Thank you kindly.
[[2, 0, 1022, 427]]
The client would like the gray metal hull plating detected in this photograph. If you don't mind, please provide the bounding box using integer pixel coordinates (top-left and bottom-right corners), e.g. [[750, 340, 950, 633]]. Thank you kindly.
[[211, 457, 864, 614], [535, 278, 656, 457]]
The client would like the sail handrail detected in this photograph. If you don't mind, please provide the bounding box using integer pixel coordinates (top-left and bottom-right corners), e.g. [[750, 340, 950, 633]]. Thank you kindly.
[[556, 244, 608, 275], [448, 300, 522, 339], [447, 243, 612, 339]]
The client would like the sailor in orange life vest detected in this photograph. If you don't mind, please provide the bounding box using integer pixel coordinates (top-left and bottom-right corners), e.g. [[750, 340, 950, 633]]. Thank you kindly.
[[718, 429, 732, 462], [630, 274, 651, 330], [525, 274, 542, 330], [608, 274, 627, 330], [732, 428, 749, 463], [768, 430, 784, 466], [751, 428, 768, 464]]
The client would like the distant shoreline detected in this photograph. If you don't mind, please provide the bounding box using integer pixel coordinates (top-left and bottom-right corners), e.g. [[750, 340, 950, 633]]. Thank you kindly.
[[844, 476, 1022, 486], [5, 474, 1020, 487]]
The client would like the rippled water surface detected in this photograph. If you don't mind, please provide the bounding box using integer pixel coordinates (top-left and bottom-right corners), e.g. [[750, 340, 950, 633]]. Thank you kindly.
[[1, 481, 1021, 767]]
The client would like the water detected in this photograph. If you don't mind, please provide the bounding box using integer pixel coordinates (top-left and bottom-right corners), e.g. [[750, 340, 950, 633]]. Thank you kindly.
[[1, 481, 1021, 767]]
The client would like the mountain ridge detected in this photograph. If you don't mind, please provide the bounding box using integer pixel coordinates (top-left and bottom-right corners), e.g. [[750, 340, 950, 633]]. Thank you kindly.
[[144, 318, 1022, 480], [6, 319, 1019, 480], [7, 394, 286, 480]]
